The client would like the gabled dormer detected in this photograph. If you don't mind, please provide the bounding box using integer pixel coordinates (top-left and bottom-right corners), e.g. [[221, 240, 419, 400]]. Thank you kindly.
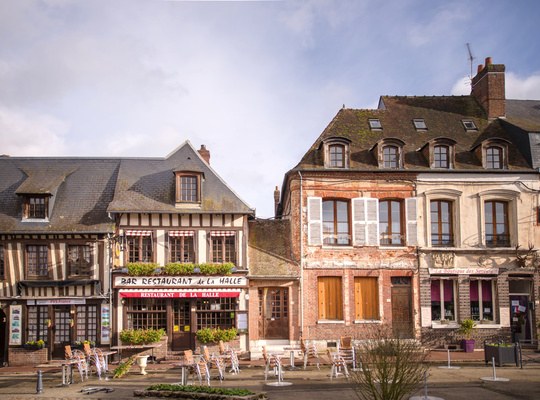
[[418, 137, 457, 170], [472, 138, 510, 170], [321, 137, 351, 169], [371, 138, 405, 169], [174, 169, 204, 208]]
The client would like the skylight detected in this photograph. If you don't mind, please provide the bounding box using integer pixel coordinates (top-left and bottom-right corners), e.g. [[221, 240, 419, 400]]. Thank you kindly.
[[462, 120, 477, 131], [413, 119, 427, 130], [369, 119, 382, 130]]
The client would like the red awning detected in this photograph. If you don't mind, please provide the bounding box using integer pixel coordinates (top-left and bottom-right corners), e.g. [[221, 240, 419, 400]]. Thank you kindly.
[[125, 230, 152, 236], [168, 230, 195, 237], [119, 290, 240, 298], [210, 230, 236, 236]]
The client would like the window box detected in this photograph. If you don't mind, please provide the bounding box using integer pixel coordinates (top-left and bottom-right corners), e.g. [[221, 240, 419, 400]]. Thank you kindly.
[[484, 342, 519, 367]]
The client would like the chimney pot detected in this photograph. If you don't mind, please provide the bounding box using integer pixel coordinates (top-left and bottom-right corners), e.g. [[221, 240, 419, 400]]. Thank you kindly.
[[477, 64, 483, 73], [198, 145, 211, 164], [485, 57, 492, 66]]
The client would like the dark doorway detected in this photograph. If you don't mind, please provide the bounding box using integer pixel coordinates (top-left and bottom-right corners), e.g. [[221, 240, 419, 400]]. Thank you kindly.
[[391, 277, 413, 339], [259, 288, 289, 339], [52, 306, 71, 359], [172, 299, 192, 351]]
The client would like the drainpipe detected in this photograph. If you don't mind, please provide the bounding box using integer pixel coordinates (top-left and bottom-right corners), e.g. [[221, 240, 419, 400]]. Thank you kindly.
[[298, 171, 304, 340]]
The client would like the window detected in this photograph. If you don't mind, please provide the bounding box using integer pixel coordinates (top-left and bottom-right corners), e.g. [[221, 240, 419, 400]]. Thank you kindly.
[[126, 298, 167, 330], [322, 200, 350, 245], [26, 245, 48, 277], [369, 119, 382, 130], [318, 276, 343, 320], [175, 173, 201, 203], [67, 245, 92, 277], [126, 231, 153, 262], [470, 280, 495, 322], [0, 245, 4, 279], [431, 279, 456, 321], [485, 200, 510, 247], [354, 277, 379, 320], [196, 298, 236, 329], [169, 231, 195, 263], [23, 196, 48, 219], [76, 305, 98, 343], [430, 200, 454, 246], [379, 200, 404, 245], [27, 306, 49, 342], [328, 144, 345, 168], [413, 119, 427, 130], [210, 231, 236, 264], [433, 145, 449, 169], [462, 120, 477, 131], [486, 146, 503, 169], [382, 146, 399, 169]]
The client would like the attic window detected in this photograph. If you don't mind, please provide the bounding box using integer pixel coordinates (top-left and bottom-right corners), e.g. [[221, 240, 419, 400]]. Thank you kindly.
[[462, 120, 477, 131], [175, 172, 202, 204], [413, 119, 427, 130], [23, 195, 49, 220], [369, 119, 382, 130]]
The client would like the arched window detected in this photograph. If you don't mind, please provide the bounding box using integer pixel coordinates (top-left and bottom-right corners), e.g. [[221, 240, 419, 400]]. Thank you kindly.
[[433, 145, 449, 169], [486, 146, 503, 169], [383, 146, 399, 169], [379, 199, 403, 245], [328, 144, 345, 168]]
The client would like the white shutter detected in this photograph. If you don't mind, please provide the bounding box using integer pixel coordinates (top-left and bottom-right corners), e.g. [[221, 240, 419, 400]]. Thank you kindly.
[[307, 197, 323, 246], [365, 198, 379, 246], [406, 197, 418, 246], [352, 198, 366, 246]]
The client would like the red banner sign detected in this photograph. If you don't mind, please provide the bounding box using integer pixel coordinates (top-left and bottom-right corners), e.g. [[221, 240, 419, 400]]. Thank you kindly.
[[120, 291, 240, 298]]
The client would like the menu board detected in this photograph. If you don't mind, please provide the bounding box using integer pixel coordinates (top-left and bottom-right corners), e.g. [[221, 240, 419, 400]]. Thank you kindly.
[[100, 304, 111, 344], [9, 305, 22, 345]]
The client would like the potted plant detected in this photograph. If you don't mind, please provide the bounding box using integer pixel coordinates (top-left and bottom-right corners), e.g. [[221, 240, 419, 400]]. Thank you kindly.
[[484, 341, 519, 367], [458, 318, 476, 352]]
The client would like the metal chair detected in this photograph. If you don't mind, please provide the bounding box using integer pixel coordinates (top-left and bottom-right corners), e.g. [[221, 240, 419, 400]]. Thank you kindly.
[[328, 349, 349, 379], [301, 338, 320, 370]]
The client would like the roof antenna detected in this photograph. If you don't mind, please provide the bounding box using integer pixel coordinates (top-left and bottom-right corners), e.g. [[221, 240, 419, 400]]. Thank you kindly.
[[466, 43, 475, 88]]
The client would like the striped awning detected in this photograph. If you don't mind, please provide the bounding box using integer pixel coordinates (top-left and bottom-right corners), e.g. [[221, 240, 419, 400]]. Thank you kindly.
[[168, 230, 195, 237], [125, 230, 152, 236], [210, 230, 236, 237]]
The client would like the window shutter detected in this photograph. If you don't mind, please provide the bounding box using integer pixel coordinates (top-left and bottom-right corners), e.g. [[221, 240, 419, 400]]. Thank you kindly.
[[406, 197, 418, 246], [355, 277, 379, 320], [352, 198, 366, 246], [366, 198, 379, 246], [307, 197, 322, 246]]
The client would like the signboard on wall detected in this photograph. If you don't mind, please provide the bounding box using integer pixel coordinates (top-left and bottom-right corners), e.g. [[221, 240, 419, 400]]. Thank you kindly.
[[114, 275, 247, 288], [119, 291, 240, 298], [9, 305, 22, 346], [100, 304, 111, 345]]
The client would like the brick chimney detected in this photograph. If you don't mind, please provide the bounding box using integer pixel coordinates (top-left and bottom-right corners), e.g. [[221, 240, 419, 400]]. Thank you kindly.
[[198, 145, 210, 164], [274, 186, 280, 216], [471, 57, 506, 119]]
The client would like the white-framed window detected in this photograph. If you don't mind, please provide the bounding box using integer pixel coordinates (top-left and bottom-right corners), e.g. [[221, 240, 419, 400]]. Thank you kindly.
[[478, 189, 518, 248], [323, 138, 350, 169]]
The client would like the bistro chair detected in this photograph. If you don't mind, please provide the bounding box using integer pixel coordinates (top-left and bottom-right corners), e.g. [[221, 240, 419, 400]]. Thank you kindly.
[[65, 345, 73, 360], [328, 349, 349, 380], [339, 336, 356, 370], [71, 349, 89, 382], [262, 346, 284, 382], [300, 338, 320, 370]]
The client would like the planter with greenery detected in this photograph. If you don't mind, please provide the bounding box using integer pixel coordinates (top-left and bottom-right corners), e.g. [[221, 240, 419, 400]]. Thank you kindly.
[[120, 328, 165, 345], [124, 262, 236, 276], [458, 318, 476, 352], [134, 384, 265, 399], [484, 342, 519, 367], [24, 339, 45, 350], [195, 327, 238, 344]]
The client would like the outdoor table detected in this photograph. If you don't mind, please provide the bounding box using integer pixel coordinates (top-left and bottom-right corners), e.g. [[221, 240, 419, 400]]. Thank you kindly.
[[36, 359, 78, 386], [283, 346, 302, 370], [100, 350, 117, 370], [111, 343, 161, 363], [174, 360, 192, 385]]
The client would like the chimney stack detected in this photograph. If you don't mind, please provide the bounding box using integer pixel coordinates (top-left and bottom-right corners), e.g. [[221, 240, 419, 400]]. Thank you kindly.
[[471, 56, 505, 120], [198, 145, 210, 164], [274, 186, 280, 216]]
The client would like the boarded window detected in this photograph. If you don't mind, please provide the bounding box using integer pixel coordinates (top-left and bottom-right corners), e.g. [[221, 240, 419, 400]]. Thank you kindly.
[[354, 277, 379, 320], [318, 276, 343, 320]]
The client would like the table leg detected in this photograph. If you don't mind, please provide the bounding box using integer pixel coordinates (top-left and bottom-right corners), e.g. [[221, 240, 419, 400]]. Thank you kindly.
[[288, 350, 297, 370]]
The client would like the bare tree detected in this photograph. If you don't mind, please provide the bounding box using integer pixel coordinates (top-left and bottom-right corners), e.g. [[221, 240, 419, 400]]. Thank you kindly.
[[350, 326, 429, 400]]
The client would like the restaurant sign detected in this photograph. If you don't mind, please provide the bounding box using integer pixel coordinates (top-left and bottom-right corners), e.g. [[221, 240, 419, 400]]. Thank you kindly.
[[120, 291, 240, 298], [114, 275, 247, 288]]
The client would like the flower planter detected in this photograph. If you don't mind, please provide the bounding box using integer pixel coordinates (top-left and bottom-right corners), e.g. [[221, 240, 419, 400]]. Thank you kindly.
[[135, 355, 150, 375], [484, 343, 518, 367], [461, 339, 475, 353]]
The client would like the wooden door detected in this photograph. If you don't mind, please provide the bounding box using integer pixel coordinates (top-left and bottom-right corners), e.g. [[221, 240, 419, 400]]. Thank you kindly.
[[52, 306, 71, 358], [391, 277, 413, 339], [172, 299, 192, 351], [259, 288, 289, 339]]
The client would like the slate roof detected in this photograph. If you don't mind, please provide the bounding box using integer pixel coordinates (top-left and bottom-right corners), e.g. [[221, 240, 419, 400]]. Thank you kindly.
[[0, 141, 253, 234], [292, 95, 535, 172]]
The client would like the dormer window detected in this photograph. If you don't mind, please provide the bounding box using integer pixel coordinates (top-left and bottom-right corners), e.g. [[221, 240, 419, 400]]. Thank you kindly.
[[322, 137, 351, 169], [486, 146, 503, 169], [462, 120, 477, 131], [369, 119, 382, 130], [383, 146, 399, 168], [419, 137, 456, 170], [373, 138, 405, 169], [175, 172, 202, 204], [413, 119, 427, 130], [23, 195, 49, 220], [472, 138, 509, 170], [433, 145, 449, 168]]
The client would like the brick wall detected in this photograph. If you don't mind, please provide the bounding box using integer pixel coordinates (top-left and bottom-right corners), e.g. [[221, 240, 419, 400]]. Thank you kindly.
[[8, 347, 48, 366]]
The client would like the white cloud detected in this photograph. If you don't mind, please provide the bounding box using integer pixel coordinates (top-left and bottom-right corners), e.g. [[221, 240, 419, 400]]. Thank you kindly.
[[506, 72, 540, 100]]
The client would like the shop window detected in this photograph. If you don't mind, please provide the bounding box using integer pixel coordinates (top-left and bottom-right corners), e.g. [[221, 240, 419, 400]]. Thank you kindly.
[[126, 298, 167, 330], [23, 195, 48, 220], [0, 245, 4, 279], [484, 200, 510, 247], [27, 306, 48, 342], [431, 279, 456, 321], [430, 200, 454, 246], [210, 231, 236, 264], [379, 200, 404, 245], [169, 231, 195, 263], [26, 245, 48, 278], [322, 199, 350, 245], [67, 245, 92, 277], [196, 298, 236, 329], [470, 280, 495, 322], [126, 231, 153, 263], [354, 277, 379, 320], [318, 276, 343, 320]]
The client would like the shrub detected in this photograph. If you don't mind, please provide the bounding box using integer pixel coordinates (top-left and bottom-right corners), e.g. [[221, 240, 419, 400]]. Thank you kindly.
[[126, 262, 160, 276], [120, 328, 165, 345], [195, 327, 237, 344], [164, 263, 195, 275], [113, 356, 135, 378], [146, 384, 254, 396]]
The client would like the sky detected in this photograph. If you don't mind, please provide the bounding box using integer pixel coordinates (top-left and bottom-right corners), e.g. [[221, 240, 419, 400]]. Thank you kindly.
[[1, 0, 540, 218]]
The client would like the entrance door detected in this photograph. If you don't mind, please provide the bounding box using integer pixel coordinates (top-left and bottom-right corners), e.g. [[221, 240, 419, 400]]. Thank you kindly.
[[259, 288, 289, 339], [510, 295, 532, 343], [52, 306, 71, 359], [391, 277, 413, 339], [172, 299, 192, 351]]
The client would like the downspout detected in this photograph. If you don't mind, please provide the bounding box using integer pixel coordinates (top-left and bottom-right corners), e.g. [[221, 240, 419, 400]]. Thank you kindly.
[[298, 171, 304, 339]]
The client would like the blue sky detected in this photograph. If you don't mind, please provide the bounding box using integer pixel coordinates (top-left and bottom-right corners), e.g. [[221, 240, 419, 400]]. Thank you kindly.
[[1, 0, 539, 218]]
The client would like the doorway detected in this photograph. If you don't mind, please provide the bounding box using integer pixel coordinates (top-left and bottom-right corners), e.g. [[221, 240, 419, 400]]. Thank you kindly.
[[258, 288, 289, 339], [172, 299, 192, 351], [391, 277, 413, 339], [52, 306, 71, 359], [509, 279, 534, 344]]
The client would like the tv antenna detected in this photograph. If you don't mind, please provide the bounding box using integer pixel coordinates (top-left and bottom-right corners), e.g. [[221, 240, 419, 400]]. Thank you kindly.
[[466, 43, 475, 82]]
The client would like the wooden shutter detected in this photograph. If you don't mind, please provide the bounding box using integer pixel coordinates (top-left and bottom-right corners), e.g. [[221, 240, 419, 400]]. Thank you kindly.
[[354, 277, 379, 320], [352, 198, 366, 246], [307, 197, 323, 246], [366, 198, 379, 246], [318, 277, 343, 320], [405, 197, 418, 246], [352, 198, 379, 246]]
